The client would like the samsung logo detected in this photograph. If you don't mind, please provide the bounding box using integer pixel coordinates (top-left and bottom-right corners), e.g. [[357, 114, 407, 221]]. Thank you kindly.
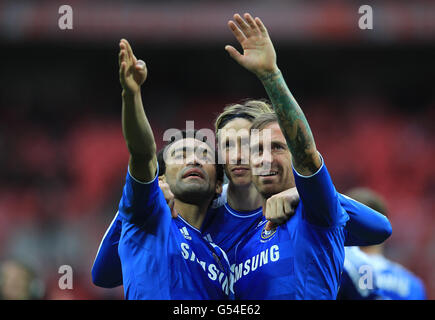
[[234, 245, 280, 283]]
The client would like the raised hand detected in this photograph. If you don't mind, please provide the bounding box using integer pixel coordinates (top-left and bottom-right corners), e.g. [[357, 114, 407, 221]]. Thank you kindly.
[[119, 39, 147, 95], [225, 13, 278, 78]]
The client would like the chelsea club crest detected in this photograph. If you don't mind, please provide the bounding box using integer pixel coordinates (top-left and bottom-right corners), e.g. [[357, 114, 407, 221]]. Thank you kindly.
[[260, 224, 277, 242]]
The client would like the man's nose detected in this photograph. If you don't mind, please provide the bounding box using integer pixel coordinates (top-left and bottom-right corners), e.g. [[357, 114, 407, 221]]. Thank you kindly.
[[186, 151, 202, 166], [252, 148, 272, 171]]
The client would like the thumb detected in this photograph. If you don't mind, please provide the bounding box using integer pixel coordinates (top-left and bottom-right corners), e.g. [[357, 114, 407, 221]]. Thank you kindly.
[[265, 221, 276, 231], [225, 45, 243, 64], [170, 200, 177, 219], [135, 59, 146, 71]]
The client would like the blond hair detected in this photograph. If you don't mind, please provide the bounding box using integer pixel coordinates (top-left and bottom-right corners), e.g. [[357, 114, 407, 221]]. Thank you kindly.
[[214, 99, 273, 134]]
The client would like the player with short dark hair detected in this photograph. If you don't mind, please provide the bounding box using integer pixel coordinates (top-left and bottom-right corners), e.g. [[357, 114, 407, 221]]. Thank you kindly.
[[338, 188, 427, 300], [114, 38, 230, 299]]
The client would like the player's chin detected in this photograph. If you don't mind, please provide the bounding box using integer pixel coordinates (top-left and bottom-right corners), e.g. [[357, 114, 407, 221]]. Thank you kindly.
[[229, 174, 252, 186], [178, 184, 215, 203], [256, 182, 283, 199]]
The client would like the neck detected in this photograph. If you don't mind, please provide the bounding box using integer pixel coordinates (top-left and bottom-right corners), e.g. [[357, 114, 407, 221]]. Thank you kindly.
[[174, 199, 210, 230], [360, 244, 384, 256], [227, 182, 263, 211]]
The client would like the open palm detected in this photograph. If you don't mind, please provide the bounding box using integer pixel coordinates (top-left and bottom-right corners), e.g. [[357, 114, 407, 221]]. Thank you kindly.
[[119, 39, 147, 95], [225, 13, 278, 78]]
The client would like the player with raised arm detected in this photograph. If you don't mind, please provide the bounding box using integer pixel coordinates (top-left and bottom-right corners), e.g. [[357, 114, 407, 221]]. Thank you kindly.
[[114, 39, 230, 299], [226, 13, 349, 299], [92, 21, 391, 292], [93, 98, 391, 292]]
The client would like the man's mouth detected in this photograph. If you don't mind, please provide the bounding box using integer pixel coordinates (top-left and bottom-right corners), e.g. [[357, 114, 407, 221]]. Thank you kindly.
[[231, 167, 250, 175], [258, 171, 278, 177], [182, 168, 205, 180]]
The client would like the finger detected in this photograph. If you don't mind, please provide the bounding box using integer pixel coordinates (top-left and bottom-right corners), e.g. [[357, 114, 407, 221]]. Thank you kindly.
[[266, 198, 277, 222], [254, 17, 269, 37], [171, 206, 178, 219], [122, 39, 134, 63], [233, 13, 252, 37], [119, 61, 127, 79], [119, 48, 130, 71], [274, 198, 285, 223], [269, 200, 277, 222], [269, 198, 284, 224], [170, 200, 177, 218], [265, 221, 276, 231], [225, 45, 243, 64], [284, 198, 293, 217], [118, 49, 123, 67], [244, 13, 260, 34], [135, 59, 146, 71], [278, 199, 289, 224], [228, 20, 247, 44], [265, 200, 271, 220], [119, 42, 127, 65]]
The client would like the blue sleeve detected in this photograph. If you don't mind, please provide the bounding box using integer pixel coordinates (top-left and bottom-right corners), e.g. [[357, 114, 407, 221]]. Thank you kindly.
[[293, 154, 349, 227], [91, 212, 123, 288], [409, 276, 427, 300], [338, 194, 392, 246], [118, 165, 164, 226]]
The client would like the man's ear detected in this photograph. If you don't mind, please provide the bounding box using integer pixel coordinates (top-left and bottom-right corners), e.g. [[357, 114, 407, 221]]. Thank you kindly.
[[215, 180, 223, 196]]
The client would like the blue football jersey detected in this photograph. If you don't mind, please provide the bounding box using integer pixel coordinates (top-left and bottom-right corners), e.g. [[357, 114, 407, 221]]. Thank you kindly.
[[233, 160, 349, 299], [201, 204, 263, 264], [92, 211, 123, 288], [92, 161, 392, 291], [338, 248, 426, 300], [338, 247, 382, 300], [117, 167, 230, 300], [369, 254, 426, 300]]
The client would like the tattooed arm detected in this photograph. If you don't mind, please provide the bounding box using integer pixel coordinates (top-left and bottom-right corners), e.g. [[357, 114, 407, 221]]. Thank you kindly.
[[225, 13, 320, 175]]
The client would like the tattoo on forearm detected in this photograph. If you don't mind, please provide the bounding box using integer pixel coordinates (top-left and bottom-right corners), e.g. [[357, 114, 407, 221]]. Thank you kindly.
[[260, 70, 318, 173]]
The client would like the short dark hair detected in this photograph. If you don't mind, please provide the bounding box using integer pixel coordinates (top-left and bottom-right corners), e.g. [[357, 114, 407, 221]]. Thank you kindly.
[[346, 187, 388, 218], [157, 130, 224, 182]]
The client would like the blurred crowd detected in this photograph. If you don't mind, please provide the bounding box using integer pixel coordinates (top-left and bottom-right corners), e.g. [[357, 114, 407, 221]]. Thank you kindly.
[[0, 90, 433, 299]]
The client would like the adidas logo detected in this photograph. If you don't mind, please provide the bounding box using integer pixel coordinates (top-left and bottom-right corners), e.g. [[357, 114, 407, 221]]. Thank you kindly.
[[203, 233, 213, 243]]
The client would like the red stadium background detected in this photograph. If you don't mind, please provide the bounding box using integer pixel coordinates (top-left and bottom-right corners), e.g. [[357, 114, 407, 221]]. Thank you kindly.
[[0, 0, 433, 299]]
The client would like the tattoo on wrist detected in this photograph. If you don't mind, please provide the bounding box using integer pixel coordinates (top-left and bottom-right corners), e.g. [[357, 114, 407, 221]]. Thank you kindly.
[[260, 68, 318, 172], [258, 69, 282, 83]]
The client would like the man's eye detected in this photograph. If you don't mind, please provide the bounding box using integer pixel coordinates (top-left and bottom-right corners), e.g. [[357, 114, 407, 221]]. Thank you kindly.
[[174, 152, 186, 159]]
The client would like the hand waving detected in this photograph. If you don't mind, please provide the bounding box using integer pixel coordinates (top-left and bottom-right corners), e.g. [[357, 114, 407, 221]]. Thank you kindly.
[[119, 39, 147, 95], [225, 13, 278, 78]]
